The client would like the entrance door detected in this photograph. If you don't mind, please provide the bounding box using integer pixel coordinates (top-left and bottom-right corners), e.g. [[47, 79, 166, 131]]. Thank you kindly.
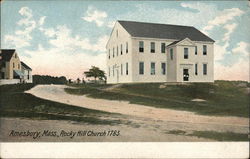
[[183, 69, 189, 81]]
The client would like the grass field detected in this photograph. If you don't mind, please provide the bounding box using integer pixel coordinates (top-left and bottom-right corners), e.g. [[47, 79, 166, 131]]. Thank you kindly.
[[0, 84, 123, 125], [65, 81, 250, 117]]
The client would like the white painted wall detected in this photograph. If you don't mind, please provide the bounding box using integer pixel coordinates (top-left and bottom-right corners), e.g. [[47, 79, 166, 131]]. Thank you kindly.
[[106, 22, 214, 84], [167, 46, 177, 82], [167, 39, 214, 83], [131, 38, 175, 83], [106, 22, 133, 84], [22, 69, 33, 83]]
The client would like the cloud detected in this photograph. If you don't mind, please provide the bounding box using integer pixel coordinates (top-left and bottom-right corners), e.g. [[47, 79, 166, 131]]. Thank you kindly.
[[215, 58, 249, 81], [179, 3, 248, 81], [180, 2, 212, 12], [38, 16, 46, 26], [215, 41, 249, 81], [22, 45, 107, 79], [4, 7, 37, 48], [82, 6, 107, 27], [19, 7, 33, 19], [4, 35, 31, 48], [214, 23, 237, 61], [24, 24, 109, 79], [203, 8, 244, 32], [232, 42, 250, 56], [39, 27, 56, 37], [222, 23, 237, 42], [214, 43, 228, 61], [107, 21, 115, 28], [119, 2, 218, 29], [42, 25, 108, 52], [201, 7, 244, 62]]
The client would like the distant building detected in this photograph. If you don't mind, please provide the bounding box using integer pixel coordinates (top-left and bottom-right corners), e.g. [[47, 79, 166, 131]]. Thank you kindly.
[[0, 49, 32, 85], [106, 21, 215, 83], [21, 61, 33, 83]]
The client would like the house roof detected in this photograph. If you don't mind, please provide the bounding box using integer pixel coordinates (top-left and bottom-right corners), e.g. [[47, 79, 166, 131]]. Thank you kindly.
[[21, 61, 32, 70], [167, 37, 195, 47], [118, 21, 215, 42], [0, 49, 16, 62], [167, 40, 182, 47]]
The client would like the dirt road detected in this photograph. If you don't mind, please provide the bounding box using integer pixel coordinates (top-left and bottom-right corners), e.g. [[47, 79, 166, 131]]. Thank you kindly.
[[1, 84, 247, 142], [26, 85, 248, 126]]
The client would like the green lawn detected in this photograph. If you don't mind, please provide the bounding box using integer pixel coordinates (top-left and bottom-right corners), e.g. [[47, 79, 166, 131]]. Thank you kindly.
[[65, 81, 250, 117], [0, 84, 123, 125]]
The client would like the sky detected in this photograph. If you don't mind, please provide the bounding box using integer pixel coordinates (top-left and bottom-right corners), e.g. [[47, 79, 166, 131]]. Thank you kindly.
[[1, 0, 250, 81]]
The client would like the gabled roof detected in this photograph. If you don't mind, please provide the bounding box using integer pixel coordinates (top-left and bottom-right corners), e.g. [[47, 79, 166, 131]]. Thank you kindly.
[[167, 40, 182, 47], [0, 49, 16, 62], [21, 61, 32, 70], [118, 21, 215, 42], [167, 37, 195, 47]]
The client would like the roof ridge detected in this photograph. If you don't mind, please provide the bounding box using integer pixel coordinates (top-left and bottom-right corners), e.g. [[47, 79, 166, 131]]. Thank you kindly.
[[118, 20, 194, 28], [117, 20, 215, 42]]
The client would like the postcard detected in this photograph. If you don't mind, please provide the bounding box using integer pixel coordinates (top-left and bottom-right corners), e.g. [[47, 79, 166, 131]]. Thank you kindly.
[[0, 0, 249, 158]]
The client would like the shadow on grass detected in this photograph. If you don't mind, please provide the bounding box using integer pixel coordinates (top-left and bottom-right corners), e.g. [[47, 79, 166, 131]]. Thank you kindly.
[[0, 84, 123, 125]]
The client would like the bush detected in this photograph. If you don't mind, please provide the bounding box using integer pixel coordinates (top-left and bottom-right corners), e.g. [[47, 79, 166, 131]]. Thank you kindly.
[[33, 75, 67, 84]]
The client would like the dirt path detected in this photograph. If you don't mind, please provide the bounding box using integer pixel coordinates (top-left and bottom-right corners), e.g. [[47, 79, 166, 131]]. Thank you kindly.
[[26, 85, 248, 127]]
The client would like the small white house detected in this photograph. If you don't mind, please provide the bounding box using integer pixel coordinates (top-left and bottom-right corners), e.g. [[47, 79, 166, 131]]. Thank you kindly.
[[106, 21, 214, 84], [0, 49, 33, 85]]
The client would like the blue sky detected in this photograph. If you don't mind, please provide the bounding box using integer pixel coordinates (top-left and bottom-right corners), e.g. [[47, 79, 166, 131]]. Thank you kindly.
[[1, 0, 250, 80]]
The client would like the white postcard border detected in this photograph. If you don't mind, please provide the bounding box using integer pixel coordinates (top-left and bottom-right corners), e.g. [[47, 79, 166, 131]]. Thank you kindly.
[[0, 142, 249, 158]]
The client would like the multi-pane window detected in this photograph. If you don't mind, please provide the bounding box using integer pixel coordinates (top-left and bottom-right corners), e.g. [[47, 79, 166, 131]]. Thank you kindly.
[[113, 65, 115, 76], [184, 48, 188, 59], [150, 42, 155, 53], [108, 49, 110, 59], [195, 63, 198, 75], [151, 62, 155, 75], [203, 63, 207, 75], [195, 46, 197, 55], [120, 44, 123, 55], [117, 46, 118, 56], [13, 63, 15, 68], [126, 63, 128, 75], [139, 62, 144, 75], [121, 64, 123, 75], [116, 30, 118, 37], [203, 45, 207, 55], [18, 64, 20, 69], [170, 48, 173, 60], [161, 43, 166, 53], [126, 42, 128, 53], [113, 48, 115, 57], [139, 41, 144, 52], [161, 62, 166, 75], [108, 67, 110, 77]]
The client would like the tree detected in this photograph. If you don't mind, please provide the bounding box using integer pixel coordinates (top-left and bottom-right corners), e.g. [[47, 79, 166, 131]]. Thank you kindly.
[[84, 66, 106, 83]]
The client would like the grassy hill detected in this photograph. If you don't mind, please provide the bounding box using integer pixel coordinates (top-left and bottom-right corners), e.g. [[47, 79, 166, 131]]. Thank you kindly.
[[0, 84, 122, 125], [66, 81, 250, 118]]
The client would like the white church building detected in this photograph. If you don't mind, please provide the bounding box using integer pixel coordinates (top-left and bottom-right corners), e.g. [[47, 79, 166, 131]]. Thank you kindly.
[[106, 21, 214, 84]]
